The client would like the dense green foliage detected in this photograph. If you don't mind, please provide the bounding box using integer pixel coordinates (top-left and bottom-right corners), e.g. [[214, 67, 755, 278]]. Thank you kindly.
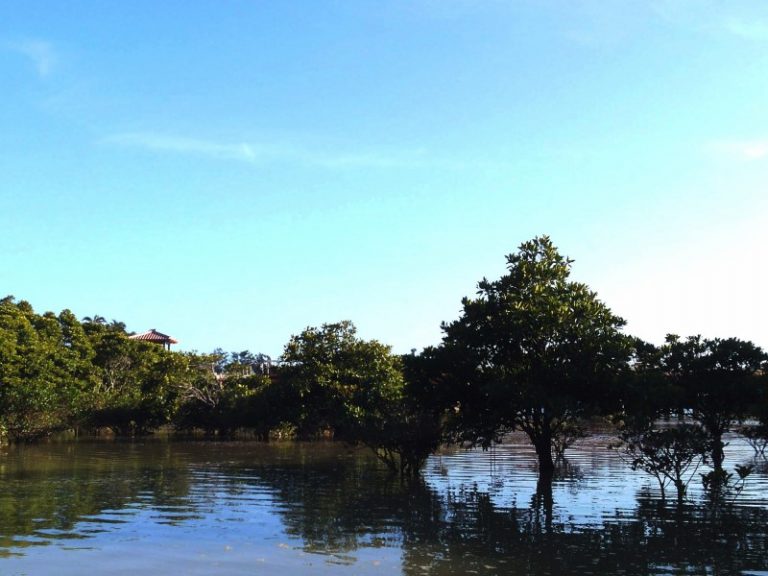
[[0, 299, 438, 476], [0, 297, 280, 440], [0, 297, 186, 439], [279, 321, 440, 476], [2, 235, 767, 488]]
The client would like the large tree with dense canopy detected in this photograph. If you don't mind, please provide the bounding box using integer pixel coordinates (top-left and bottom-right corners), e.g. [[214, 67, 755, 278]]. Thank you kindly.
[[442, 236, 631, 476]]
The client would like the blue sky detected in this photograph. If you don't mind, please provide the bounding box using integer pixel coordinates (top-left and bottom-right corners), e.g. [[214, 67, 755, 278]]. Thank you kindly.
[[2, 0, 768, 356]]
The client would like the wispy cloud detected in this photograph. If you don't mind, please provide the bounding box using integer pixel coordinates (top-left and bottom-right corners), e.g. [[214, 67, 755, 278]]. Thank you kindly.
[[708, 139, 768, 160], [725, 18, 768, 41], [650, 1, 768, 41], [9, 39, 57, 78], [103, 132, 427, 169], [105, 133, 264, 163]]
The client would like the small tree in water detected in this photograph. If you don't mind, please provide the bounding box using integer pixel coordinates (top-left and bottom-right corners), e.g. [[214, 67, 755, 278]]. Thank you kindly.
[[661, 335, 766, 473], [614, 423, 710, 505]]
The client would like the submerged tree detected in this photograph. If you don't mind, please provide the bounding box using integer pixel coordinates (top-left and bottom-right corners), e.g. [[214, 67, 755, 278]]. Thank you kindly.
[[661, 335, 767, 473], [441, 236, 631, 477], [614, 423, 710, 504], [740, 398, 768, 458]]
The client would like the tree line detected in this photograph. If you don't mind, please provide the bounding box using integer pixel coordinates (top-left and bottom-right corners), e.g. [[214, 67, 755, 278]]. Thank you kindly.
[[1, 236, 767, 498]]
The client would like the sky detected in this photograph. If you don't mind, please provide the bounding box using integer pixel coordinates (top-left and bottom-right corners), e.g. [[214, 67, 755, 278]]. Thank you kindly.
[[2, 0, 768, 357]]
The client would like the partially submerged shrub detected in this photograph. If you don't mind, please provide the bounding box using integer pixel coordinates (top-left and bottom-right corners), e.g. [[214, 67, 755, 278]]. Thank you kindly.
[[612, 423, 711, 504]]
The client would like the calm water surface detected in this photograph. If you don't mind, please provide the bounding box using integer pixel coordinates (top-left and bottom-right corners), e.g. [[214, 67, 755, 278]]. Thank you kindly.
[[1, 433, 767, 575]]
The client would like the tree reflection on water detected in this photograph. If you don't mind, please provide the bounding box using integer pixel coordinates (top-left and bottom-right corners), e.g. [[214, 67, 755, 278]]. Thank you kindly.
[[0, 441, 194, 555], [397, 488, 768, 575], [0, 441, 766, 575], [237, 447, 768, 575]]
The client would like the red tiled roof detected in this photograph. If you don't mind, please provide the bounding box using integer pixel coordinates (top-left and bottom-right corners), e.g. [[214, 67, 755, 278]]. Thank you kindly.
[[128, 329, 179, 344]]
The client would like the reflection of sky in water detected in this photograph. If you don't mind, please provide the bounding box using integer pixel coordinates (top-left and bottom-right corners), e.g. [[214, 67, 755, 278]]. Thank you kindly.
[[0, 438, 767, 575], [427, 432, 768, 526], [3, 479, 400, 575], [427, 434, 645, 525]]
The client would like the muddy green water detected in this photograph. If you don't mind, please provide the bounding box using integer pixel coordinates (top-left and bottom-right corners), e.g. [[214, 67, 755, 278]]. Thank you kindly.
[[1, 433, 767, 575]]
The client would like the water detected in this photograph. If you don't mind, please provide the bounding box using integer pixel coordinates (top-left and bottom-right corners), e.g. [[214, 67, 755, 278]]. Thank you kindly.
[[0, 433, 766, 575]]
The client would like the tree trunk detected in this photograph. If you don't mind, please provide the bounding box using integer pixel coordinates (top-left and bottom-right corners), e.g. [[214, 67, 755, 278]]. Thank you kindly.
[[534, 428, 555, 477], [522, 409, 555, 478], [711, 433, 725, 472], [674, 479, 686, 506]]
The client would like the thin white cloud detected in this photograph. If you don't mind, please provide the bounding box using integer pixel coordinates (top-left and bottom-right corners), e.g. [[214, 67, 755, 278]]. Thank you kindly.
[[650, 1, 768, 40], [105, 133, 265, 163], [103, 132, 427, 169], [709, 139, 768, 160], [725, 18, 768, 41], [9, 39, 57, 78]]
